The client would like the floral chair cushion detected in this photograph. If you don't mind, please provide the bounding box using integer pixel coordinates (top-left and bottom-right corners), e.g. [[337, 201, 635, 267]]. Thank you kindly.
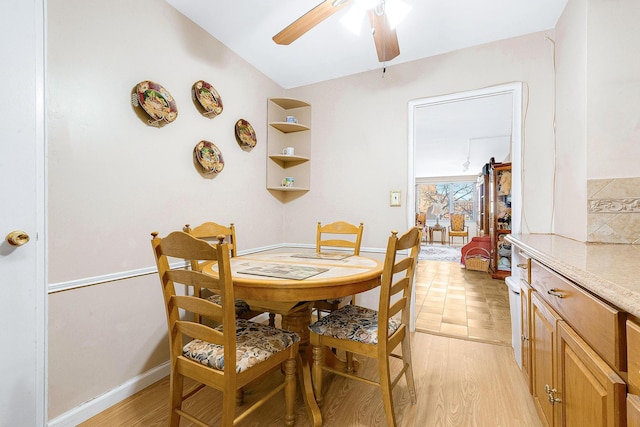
[[206, 294, 252, 317], [308, 304, 399, 345], [450, 214, 465, 231], [183, 319, 300, 373]]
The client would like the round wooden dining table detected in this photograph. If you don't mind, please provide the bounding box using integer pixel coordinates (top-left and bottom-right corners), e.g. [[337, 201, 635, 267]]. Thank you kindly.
[[202, 251, 383, 427]]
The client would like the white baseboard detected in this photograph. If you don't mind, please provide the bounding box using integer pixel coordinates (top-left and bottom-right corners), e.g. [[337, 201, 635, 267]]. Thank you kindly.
[[46, 244, 387, 426], [47, 362, 170, 427]]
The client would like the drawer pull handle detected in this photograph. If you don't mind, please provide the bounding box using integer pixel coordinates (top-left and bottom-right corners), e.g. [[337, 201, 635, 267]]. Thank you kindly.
[[521, 334, 528, 342], [547, 288, 564, 298], [517, 263, 528, 269]]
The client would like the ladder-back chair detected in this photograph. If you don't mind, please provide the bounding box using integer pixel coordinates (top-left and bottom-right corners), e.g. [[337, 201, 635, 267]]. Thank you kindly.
[[184, 222, 272, 325], [309, 226, 421, 427], [150, 231, 299, 426], [313, 221, 364, 319]]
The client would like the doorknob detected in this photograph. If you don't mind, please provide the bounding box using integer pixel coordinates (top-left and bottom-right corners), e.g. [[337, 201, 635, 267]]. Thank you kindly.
[[6, 230, 30, 246]]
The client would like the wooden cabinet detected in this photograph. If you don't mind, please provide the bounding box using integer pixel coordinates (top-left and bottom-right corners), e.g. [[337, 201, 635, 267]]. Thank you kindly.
[[628, 320, 640, 426], [531, 292, 560, 427], [557, 321, 626, 427], [488, 161, 512, 279], [520, 255, 627, 427], [476, 171, 489, 236], [267, 98, 310, 201], [521, 279, 533, 392], [516, 250, 533, 392]]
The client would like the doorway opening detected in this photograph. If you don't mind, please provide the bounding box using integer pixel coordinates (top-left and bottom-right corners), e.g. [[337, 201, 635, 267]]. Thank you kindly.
[[407, 83, 523, 339]]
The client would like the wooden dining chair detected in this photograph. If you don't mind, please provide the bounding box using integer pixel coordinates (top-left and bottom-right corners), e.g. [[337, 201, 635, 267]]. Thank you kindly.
[[184, 222, 273, 325], [150, 231, 300, 427], [313, 221, 364, 320], [309, 226, 421, 427]]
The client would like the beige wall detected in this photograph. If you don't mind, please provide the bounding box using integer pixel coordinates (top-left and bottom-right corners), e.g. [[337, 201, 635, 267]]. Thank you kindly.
[[553, 0, 640, 241], [587, 0, 640, 179], [554, 0, 588, 240], [46, 0, 286, 419], [47, 0, 557, 420], [49, 0, 640, 422], [286, 31, 556, 242]]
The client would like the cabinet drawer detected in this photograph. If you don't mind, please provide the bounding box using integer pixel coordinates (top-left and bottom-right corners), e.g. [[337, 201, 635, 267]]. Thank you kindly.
[[628, 321, 640, 393], [516, 251, 531, 284], [531, 259, 626, 371]]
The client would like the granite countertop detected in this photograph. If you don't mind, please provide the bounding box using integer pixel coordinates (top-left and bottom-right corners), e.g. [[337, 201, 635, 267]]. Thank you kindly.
[[507, 233, 640, 318]]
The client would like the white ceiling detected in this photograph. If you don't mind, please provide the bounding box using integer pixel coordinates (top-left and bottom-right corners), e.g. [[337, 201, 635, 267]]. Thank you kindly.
[[414, 93, 513, 178], [166, 0, 567, 89]]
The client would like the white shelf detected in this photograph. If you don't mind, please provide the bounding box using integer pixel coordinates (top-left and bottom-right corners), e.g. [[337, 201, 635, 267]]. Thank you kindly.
[[267, 98, 311, 201], [269, 122, 309, 133], [267, 186, 309, 192], [268, 154, 309, 167]]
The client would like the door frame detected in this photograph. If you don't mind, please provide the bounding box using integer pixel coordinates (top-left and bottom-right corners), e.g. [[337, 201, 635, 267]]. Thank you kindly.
[[407, 82, 523, 330]]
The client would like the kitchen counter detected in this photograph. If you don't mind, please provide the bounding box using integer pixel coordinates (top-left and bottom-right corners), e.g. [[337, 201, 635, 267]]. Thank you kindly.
[[507, 233, 640, 318]]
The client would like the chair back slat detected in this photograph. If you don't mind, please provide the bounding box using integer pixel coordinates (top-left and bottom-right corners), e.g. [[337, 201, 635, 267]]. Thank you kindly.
[[165, 269, 221, 292], [184, 222, 237, 257], [389, 277, 409, 296], [175, 319, 225, 346], [316, 221, 364, 255], [388, 296, 406, 319], [172, 294, 224, 322], [392, 257, 413, 274]]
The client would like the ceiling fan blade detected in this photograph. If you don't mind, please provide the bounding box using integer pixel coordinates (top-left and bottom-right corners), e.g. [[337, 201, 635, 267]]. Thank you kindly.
[[369, 10, 400, 62], [273, 0, 351, 45]]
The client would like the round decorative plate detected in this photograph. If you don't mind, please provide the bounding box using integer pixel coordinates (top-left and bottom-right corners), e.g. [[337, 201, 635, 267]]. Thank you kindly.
[[194, 140, 224, 174], [192, 80, 223, 117], [135, 80, 178, 124], [235, 119, 257, 148]]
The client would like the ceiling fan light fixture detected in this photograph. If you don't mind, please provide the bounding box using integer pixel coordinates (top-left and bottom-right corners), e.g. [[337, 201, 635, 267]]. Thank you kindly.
[[354, 0, 380, 10], [340, 4, 366, 35], [385, 0, 412, 30]]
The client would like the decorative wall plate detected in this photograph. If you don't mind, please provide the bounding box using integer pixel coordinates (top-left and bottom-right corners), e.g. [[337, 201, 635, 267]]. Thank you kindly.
[[235, 119, 257, 148], [133, 80, 178, 126], [192, 80, 223, 117], [194, 140, 224, 174]]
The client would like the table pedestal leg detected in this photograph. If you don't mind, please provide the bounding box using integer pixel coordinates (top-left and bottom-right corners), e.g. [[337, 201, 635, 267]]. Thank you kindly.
[[280, 304, 322, 427]]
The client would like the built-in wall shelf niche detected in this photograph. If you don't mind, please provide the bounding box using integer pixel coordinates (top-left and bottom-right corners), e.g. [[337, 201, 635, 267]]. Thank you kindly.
[[267, 98, 311, 202]]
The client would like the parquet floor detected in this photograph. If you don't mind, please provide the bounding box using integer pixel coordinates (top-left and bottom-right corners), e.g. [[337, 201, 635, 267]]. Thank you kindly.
[[415, 259, 513, 346]]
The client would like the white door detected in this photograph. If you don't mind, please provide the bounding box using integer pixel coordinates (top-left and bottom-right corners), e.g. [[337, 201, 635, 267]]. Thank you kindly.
[[0, 1, 47, 425]]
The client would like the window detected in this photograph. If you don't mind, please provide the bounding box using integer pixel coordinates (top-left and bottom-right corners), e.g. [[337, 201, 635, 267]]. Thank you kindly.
[[416, 181, 475, 222]]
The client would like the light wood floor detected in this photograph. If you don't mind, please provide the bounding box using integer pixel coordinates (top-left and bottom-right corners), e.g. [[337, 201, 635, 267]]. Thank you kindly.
[[80, 333, 540, 426], [81, 259, 537, 426], [81, 333, 541, 427]]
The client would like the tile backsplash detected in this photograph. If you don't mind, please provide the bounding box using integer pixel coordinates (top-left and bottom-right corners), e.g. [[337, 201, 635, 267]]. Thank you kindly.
[[587, 177, 640, 244]]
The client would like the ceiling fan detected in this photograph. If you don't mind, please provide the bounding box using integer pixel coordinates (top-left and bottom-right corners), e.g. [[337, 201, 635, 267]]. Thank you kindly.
[[273, 0, 411, 62]]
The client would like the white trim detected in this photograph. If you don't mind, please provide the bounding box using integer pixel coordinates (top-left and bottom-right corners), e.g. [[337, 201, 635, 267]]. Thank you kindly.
[[415, 174, 479, 184], [47, 362, 170, 427], [48, 243, 388, 293], [37, 0, 48, 423], [45, 243, 393, 425], [407, 82, 524, 331]]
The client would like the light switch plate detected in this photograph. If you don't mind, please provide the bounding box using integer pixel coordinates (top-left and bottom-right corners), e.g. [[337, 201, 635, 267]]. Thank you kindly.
[[390, 190, 401, 207]]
